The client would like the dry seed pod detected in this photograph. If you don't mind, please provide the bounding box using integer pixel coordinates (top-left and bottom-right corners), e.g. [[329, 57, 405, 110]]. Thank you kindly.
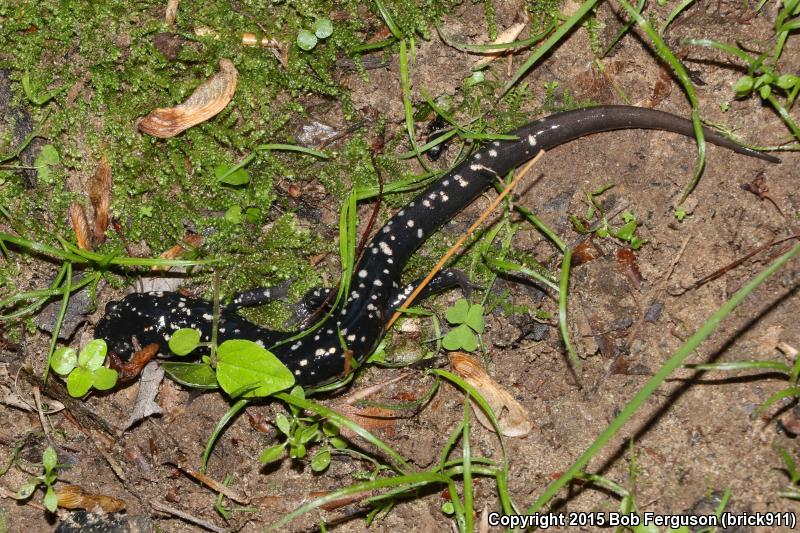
[[69, 203, 92, 250], [88, 157, 112, 244], [138, 59, 238, 138], [449, 352, 532, 437]]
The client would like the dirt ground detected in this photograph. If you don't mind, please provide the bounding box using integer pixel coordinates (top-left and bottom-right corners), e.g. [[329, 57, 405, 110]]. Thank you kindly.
[[1, 0, 800, 531]]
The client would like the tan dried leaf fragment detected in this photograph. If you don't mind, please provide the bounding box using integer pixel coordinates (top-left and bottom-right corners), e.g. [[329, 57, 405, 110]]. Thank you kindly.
[[138, 59, 238, 138], [69, 203, 92, 251], [56, 485, 126, 513], [449, 352, 532, 437], [88, 157, 112, 245]]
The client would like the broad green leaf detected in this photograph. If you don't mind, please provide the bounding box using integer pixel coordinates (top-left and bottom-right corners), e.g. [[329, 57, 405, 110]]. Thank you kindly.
[[314, 18, 333, 39], [311, 448, 331, 472], [34, 144, 59, 183], [297, 29, 317, 50], [330, 437, 348, 449], [289, 443, 306, 458], [276, 413, 291, 435], [43, 486, 57, 512], [168, 328, 201, 356], [216, 339, 295, 398], [298, 424, 319, 444], [733, 75, 754, 94], [460, 328, 478, 352], [50, 347, 77, 376], [445, 299, 470, 324], [78, 339, 107, 371], [615, 219, 637, 242], [92, 367, 118, 390], [161, 362, 219, 389], [465, 304, 484, 333], [15, 480, 38, 500], [259, 443, 286, 464], [66, 367, 94, 397], [215, 163, 250, 185], [225, 205, 242, 224], [42, 446, 57, 472]]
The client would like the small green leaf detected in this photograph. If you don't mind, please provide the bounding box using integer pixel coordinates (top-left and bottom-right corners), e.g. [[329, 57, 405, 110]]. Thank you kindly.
[[215, 163, 250, 185], [445, 299, 470, 324], [733, 75, 754, 95], [169, 328, 201, 356], [78, 339, 107, 371], [35, 145, 60, 183], [42, 446, 57, 472], [67, 367, 94, 397], [245, 207, 261, 224], [15, 480, 38, 500], [441, 501, 454, 514], [615, 219, 637, 242], [92, 367, 118, 391], [330, 437, 348, 449], [289, 443, 307, 459], [50, 347, 77, 376], [225, 205, 242, 224], [216, 339, 295, 398], [259, 443, 286, 464], [43, 486, 57, 512], [759, 84, 772, 99], [313, 18, 333, 39], [161, 362, 219, 389], [311, 447, 331, 472], [465, 70, 484, 87], [297, 29, 318, 51], [776, 74, 798, 90], [276, 413, 291, 435], [298, 424, 319, 444], [322, 421, 338, 437], [465, 304, 484, 333], [674, 207, 687, 221], [460, 328, 478, 352]]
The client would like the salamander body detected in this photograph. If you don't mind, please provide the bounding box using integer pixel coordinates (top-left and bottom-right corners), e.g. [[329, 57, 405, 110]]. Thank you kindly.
[[95, 106, 777, 386]]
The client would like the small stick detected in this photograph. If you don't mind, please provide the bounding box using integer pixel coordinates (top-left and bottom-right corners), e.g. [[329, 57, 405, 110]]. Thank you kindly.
[[32, 386, 51, 442], [150, 499, 224, 533], [385, 150, 545, 330]]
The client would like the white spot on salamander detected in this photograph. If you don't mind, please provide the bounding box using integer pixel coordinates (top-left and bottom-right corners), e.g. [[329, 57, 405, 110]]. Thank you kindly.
[[528, 134, 536, 146], [379, 241, 393, 255]]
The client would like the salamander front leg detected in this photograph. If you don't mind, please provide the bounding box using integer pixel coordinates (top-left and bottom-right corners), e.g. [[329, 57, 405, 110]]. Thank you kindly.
[[293, 287, 335, 325], [386, 268, 477, 315], [225, 280, 292, 311]]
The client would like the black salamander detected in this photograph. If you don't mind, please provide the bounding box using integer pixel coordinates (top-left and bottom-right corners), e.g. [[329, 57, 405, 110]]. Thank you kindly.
[[96, 105, 778, 386]]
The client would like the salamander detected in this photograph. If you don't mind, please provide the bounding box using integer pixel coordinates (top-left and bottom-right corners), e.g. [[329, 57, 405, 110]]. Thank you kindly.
[[95, 105, 779, 386]]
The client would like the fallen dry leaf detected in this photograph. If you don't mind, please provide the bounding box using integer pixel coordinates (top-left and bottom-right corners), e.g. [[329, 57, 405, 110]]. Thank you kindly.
[[88, 157, 112, 245], [138, 59, 237, 138], [449, 352, 532, 437], [473, 22, 526, 69], [69, 203, 92, 250], [56, 485, 126, 513], [121, 360, 164, 432]]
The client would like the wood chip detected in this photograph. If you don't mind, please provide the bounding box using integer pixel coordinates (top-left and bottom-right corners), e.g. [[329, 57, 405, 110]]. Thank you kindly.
[[449, 352, 532, 437], [138, 59, 237, 138], [473, 22, 526, 69]]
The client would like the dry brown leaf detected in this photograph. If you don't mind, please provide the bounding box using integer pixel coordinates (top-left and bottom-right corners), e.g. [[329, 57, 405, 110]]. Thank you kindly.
[[56, 485, 126, 513], [335, 403, 398, 439], [69, 203, 92, 251], [88, 157, 112, 245], [449, 352, 532, 437], [138, 59, 237, 138], [473, 22, 526, 69], [152, 233, 204, 271]]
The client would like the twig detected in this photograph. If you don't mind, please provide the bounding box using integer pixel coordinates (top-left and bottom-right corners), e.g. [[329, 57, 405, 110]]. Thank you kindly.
[[386, 150, 545, 330], [32, 386, 51, 442], [150, 499, 225, 533]]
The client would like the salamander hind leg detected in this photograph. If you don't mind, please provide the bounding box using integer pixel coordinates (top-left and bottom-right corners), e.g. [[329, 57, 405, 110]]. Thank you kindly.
[[386, 269, 477, 315]]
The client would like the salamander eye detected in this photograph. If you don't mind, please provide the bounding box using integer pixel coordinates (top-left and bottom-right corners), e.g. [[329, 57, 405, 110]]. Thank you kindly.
[[105, 301, 120, 314]]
